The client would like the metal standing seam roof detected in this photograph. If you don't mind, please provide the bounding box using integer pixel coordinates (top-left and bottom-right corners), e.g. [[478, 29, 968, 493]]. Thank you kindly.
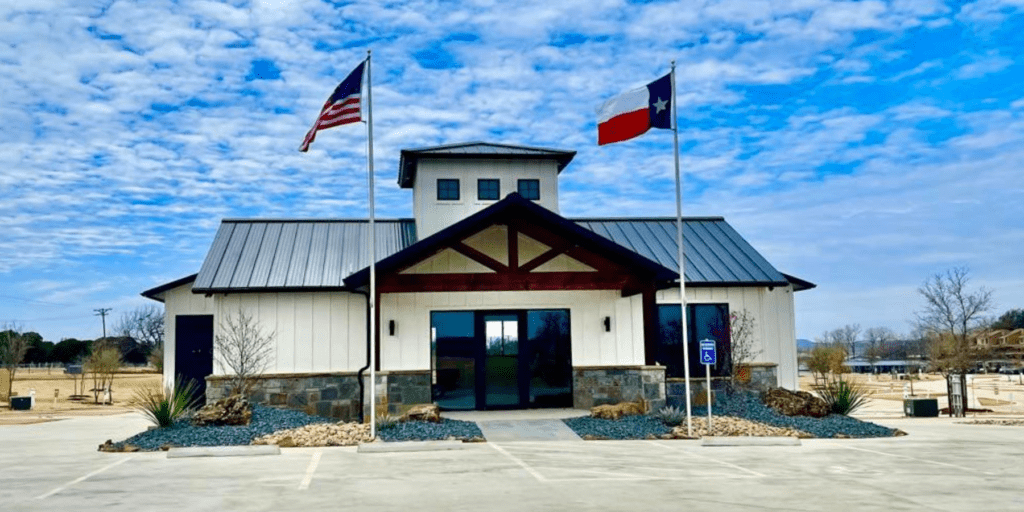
[[192, 219, 416, 293], [190, 215, 794, 293], [572, 218, 791, 286], [398, 142, 577, 188]]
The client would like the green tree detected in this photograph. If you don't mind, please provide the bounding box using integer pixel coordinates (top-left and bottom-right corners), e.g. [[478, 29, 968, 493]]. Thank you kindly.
[[1, 324, 29, 400], [991, 309, 1024, 330]]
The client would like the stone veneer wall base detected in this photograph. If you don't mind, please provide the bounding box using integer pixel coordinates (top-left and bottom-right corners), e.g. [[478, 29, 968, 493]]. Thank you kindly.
[[206, 370, 432, 423], [573, 365, 666, 412], [664, 363, 778, 409]]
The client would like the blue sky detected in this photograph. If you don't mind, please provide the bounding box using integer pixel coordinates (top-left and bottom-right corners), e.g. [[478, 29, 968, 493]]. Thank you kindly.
[[1, 0, 1021, 342]]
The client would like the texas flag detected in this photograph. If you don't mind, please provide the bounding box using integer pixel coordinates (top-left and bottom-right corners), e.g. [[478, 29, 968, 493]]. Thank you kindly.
[[597, 73, 673, 145]]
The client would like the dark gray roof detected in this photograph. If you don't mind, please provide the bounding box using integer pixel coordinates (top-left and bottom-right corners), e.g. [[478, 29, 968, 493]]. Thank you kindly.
[[188, 216, 800, 293], [192, 219, 415, 293], [572, 218, 791, 286], [398, 142, 576, 188]]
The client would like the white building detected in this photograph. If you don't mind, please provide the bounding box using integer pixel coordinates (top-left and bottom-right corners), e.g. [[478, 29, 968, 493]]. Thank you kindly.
[[143, 142, 814, 420]]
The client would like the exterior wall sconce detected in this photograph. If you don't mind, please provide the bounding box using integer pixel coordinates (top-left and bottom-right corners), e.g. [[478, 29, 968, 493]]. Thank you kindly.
[[388, 320, 396, 336], [603, 316, 611, 332]]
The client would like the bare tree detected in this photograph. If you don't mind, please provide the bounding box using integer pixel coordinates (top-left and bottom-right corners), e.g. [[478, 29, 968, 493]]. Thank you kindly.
[[864, 327, 896, 373], [831, 324, 861, 358], [215, 309, 275, 396], [0, 323, 29, 400], [728, 309, 762, 386], [116, 305, 164, 348], [916, 267, 993, 416]]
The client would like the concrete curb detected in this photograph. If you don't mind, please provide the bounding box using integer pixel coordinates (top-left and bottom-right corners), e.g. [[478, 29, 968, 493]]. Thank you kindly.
[[357, 440, 472, 453], [166, 445, 281, 458], [701, 437, 801, 447]]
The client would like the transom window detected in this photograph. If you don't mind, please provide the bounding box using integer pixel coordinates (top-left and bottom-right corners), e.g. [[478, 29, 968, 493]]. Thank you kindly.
[[437, 179, 460, 201], [478, 179, 500, 200], [518, 179, 540, 200]]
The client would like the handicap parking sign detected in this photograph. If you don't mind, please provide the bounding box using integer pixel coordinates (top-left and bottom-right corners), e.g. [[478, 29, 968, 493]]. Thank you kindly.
[[699, 339, 716, 365]]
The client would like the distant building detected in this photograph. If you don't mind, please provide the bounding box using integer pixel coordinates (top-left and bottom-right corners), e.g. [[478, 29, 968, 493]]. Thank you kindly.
[[143, 142, 815, 420]]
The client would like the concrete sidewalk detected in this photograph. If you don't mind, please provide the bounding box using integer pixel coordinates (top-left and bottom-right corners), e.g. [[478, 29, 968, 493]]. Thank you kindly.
[[475, 419, 582, 442]]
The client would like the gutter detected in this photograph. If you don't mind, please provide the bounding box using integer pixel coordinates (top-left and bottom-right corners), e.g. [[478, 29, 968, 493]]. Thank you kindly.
[[355, 289, 371, 423]]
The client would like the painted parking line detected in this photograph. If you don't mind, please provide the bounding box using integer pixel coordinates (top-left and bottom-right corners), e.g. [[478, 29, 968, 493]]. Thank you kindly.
[[35, 456, 135, 500], [837, 445, 995, 475], [298, 450, 323, 490], [489, 443, 548, 482], [492, 443, 761, 483], [652, 442, 766, 477]]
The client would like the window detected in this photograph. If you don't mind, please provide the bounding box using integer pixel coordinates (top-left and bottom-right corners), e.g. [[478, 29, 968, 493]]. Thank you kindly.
[[437, 179, 460, 200], [477, 179, 500, 200], [656, 304, 731, 378], [518, 179, 540, 200]]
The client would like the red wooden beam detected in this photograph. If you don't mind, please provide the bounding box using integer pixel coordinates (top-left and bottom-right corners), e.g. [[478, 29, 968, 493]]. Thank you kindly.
[[519, 245, 568, 272], [450, 242, 508, 273], [507, 223, 519, 271], [379, 272, 635, 293]]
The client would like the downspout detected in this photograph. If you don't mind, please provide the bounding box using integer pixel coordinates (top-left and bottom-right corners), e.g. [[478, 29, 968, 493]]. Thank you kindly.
[[356, 289, 371, 423]]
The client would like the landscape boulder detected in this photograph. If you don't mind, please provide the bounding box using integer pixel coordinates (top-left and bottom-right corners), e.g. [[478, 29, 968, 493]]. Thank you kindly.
[[191, 394, 252, 427], [402, 404, 441, 423], [762, 388, 830, 418], [98, 440, 140, 452], [590, 399, 650, 420]]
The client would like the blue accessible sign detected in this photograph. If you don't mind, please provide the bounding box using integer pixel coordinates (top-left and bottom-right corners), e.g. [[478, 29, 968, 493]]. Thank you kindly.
[[699, 339, 716, 365]]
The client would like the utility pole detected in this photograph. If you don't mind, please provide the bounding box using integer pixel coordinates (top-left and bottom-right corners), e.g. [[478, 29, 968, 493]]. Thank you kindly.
[[94, 308, 112, 340]]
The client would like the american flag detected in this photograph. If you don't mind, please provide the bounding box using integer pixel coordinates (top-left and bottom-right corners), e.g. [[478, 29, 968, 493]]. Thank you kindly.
[[299, 60, 366, 152]]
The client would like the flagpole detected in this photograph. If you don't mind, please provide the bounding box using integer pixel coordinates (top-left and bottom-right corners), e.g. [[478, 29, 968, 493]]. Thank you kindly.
[[365, 49, 378, 439], [670, 60, 693, 437]]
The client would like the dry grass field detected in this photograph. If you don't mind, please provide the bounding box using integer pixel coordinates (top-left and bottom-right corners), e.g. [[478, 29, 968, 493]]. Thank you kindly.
[[799, 371, 1024, 416], [0, 367, 162, 425]]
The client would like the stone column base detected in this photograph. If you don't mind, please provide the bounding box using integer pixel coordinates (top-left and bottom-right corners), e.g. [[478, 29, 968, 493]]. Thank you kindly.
[[573, 365, 666, 412]]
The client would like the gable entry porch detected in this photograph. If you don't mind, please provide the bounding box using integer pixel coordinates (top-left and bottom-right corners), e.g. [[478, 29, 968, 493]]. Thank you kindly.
[[345, 194, 678, 416]]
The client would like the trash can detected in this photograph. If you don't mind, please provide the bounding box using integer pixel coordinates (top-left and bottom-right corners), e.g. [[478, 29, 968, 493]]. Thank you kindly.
[[903, 397, 938, 417], [10, 396, 33, 410]]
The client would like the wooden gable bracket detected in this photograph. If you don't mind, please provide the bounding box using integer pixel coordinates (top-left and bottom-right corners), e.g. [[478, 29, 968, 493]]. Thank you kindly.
[[449, 241, 508, 273]]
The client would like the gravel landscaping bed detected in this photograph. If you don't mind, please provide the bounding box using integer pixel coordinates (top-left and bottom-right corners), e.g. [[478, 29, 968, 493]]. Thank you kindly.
[[563, 414, 672, 440], [564, 392, 901, 440], [109, 406, 332, 451], [253, 422, 371, 447], [697, 391, 899, 438], [377, 418, 483, 442]]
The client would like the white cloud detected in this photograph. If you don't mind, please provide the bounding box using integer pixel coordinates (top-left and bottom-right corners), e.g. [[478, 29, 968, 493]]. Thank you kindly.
[[955, 53, 1013, 79], [0, 0, 1021, 340]]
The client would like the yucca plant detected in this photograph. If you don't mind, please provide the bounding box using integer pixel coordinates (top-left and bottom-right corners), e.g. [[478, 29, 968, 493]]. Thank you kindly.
[[654, 405, 686, 426], [818, 377, 869, 416], [131, 379, 201, 428], [376, 411, 401, 430]]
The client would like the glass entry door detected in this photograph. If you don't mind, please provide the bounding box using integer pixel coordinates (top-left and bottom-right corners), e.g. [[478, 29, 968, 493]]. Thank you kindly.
[[431, 309, 571, 410], [484, 313, 521, 408]]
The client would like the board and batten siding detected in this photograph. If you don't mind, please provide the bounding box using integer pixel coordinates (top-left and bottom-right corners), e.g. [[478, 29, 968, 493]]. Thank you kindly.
[[412, 158, 560, 238], [161, 283, 367, 388], [160, 283, 216, 390], [213, 292, 367, 375], [657, 285, 799, 390], [379, 290, 645, 371]]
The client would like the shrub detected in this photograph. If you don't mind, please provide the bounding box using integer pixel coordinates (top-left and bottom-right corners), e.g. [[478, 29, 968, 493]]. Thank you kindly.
[[654, 406, 686, 426], [131, 380, 201, 428], [818, 378, 869, 416], [376, 411, 401, 430]]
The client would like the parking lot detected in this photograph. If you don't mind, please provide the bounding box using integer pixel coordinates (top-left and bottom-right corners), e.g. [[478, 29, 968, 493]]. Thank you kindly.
[[1, 414, 1022, 511]]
